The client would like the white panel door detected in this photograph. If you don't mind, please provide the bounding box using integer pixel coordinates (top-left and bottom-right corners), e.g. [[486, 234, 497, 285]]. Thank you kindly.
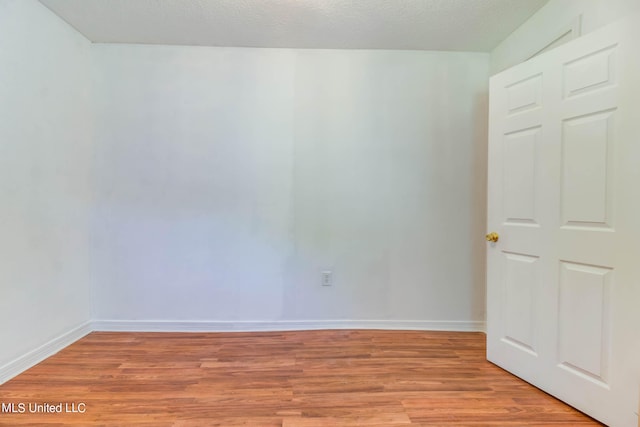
[[487, 17, 640, 427]]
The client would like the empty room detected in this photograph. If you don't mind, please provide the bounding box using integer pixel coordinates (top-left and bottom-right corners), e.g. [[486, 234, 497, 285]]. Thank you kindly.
[[1, 0, 639, 425]]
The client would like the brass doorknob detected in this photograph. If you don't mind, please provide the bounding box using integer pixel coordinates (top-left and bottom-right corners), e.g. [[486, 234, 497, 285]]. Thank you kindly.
[[486, 232, 499, 243]]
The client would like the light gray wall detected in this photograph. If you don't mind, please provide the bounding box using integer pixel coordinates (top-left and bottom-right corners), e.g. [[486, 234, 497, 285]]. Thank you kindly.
[[90, 46, 296, 321], [490, 0, 640, 74], [0, 0, 92, 368], [90, 45, 489, 324]]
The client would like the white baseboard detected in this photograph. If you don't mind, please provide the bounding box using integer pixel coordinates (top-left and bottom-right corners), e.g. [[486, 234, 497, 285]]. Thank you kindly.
[[0, 321, 92, 385], [0, 319, 484, 383], [91, 319, 486, 333]]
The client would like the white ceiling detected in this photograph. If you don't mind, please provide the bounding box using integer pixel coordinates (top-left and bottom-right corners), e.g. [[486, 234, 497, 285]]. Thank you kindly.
[[39, 0, 549, 52]]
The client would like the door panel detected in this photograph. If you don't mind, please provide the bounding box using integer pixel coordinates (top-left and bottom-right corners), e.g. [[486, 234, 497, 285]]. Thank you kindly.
[[503, 252, 538, 354], [503, 127, 540, 224], [558, 261, 612, 386], [563, 45, 617, 99], [487, 16, 640, 427], [561, 110, 614, 227], [506, 73, 542, 114]]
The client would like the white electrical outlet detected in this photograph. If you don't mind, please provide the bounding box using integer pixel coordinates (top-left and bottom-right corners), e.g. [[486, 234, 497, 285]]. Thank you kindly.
[[321, 270, 333, 286]]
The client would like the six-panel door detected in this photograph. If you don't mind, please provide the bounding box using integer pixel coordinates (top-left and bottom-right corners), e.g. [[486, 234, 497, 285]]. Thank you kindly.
[[487, 17, 640, 427]]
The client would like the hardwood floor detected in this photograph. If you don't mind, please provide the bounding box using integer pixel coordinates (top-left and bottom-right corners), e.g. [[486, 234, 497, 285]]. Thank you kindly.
[[0, 330, 601, 426]]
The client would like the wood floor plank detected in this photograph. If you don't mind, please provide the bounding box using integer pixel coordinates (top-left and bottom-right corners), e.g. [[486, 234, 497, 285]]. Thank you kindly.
[[0, 330, 602, 426]]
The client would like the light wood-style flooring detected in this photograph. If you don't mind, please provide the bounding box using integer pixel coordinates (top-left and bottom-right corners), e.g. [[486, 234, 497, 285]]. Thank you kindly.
[[0, 330, 601, 426]]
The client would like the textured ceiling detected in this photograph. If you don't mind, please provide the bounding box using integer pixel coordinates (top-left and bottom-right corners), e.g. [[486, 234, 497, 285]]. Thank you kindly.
[[39, 0, 549, 51]]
